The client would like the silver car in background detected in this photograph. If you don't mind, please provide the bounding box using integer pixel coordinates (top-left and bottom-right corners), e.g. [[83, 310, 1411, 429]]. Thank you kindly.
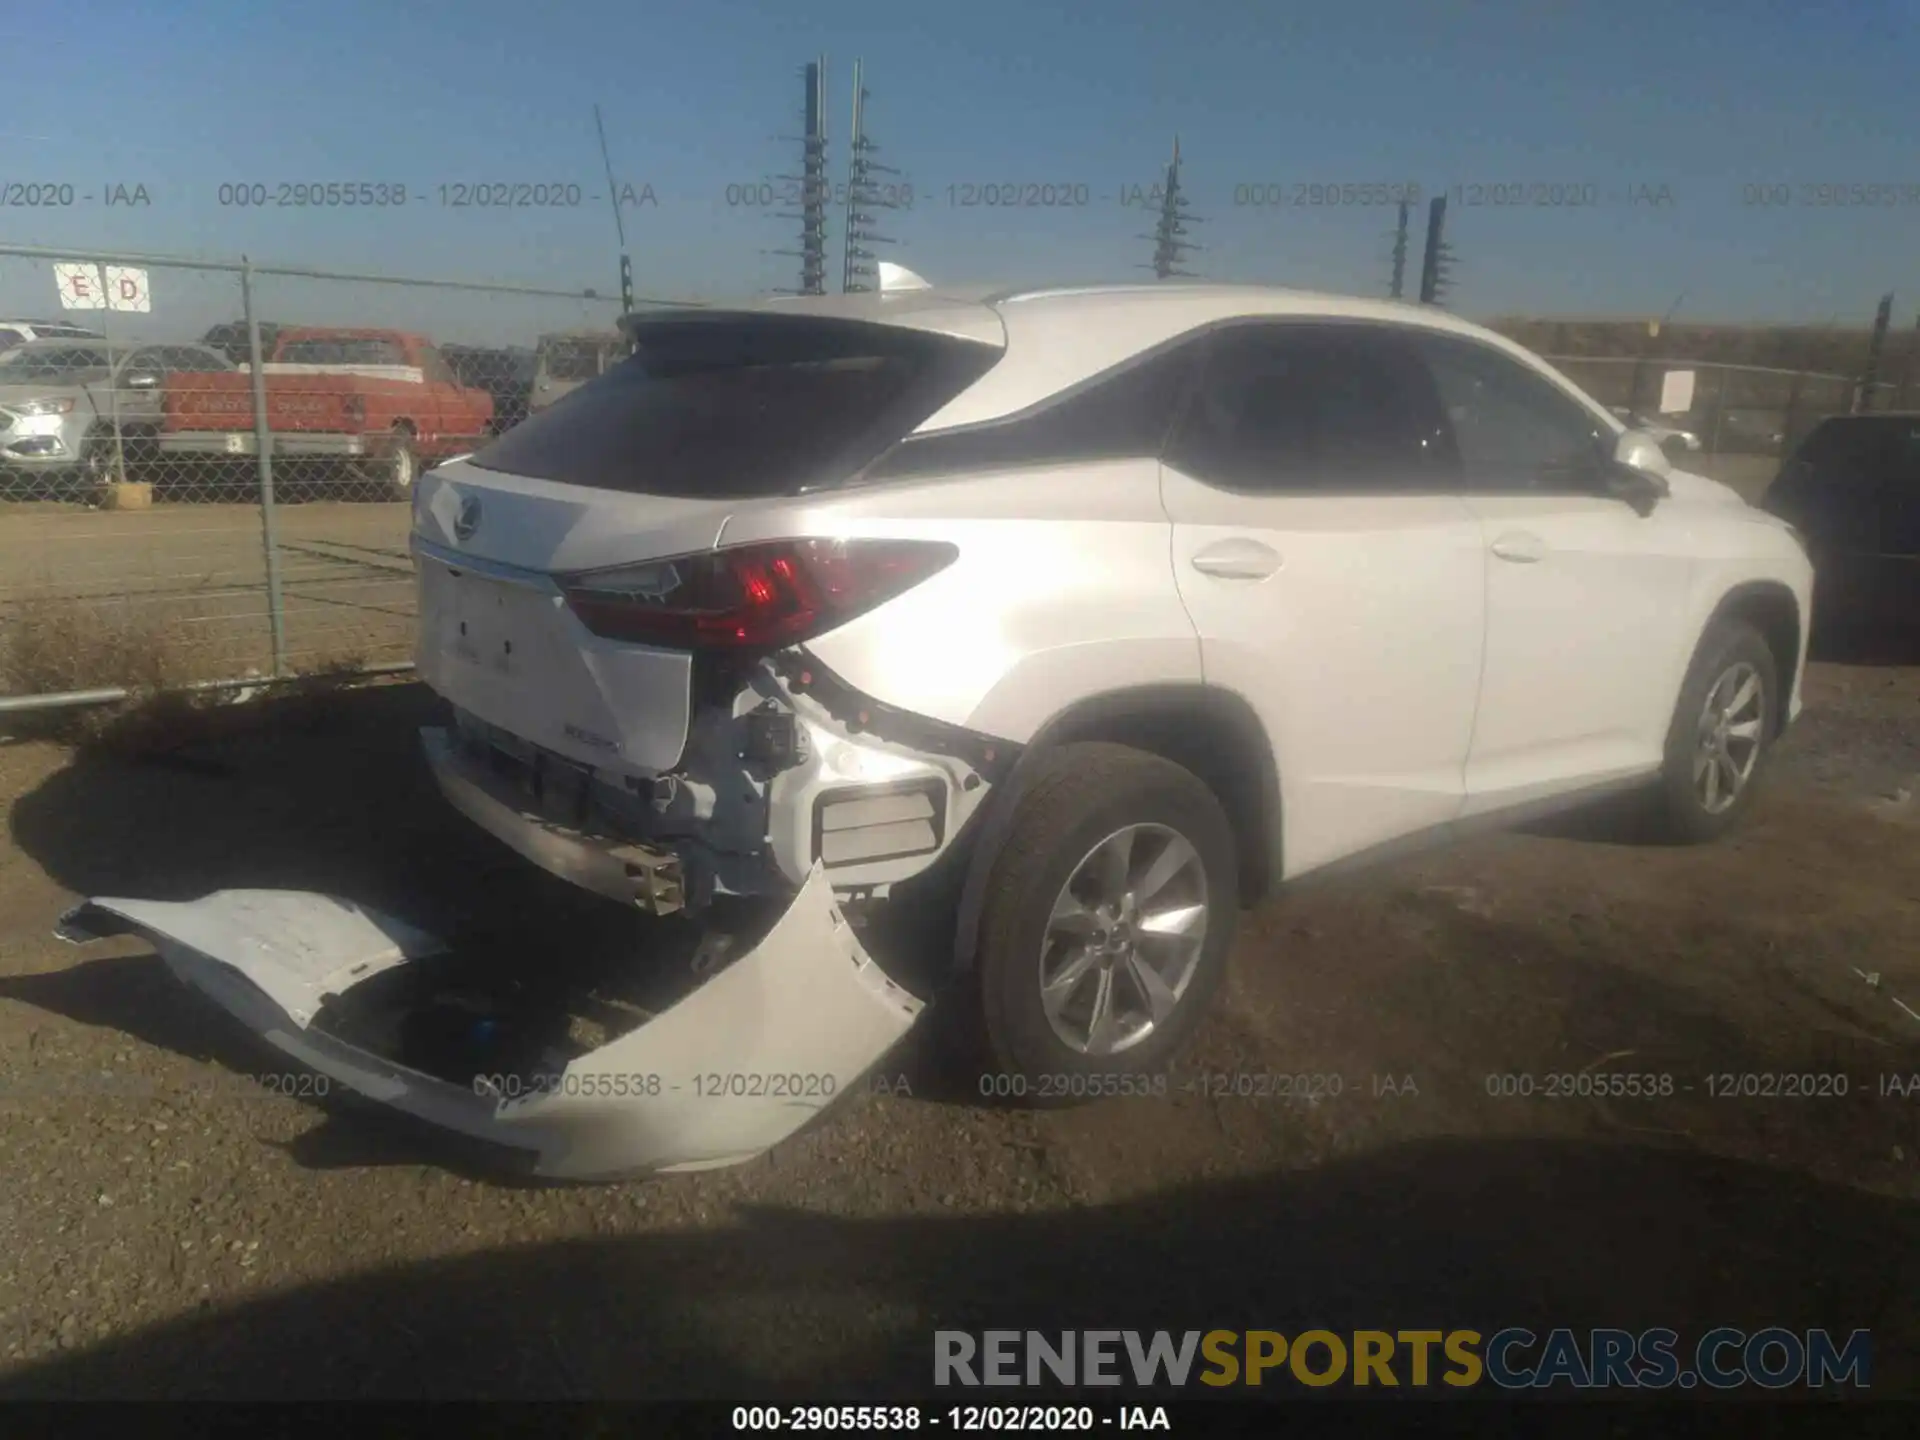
[[0, 339, 235, 495]]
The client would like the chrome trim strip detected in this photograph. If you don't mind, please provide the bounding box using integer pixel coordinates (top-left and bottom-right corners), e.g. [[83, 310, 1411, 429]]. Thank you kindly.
[[412, 536, 560, 593]]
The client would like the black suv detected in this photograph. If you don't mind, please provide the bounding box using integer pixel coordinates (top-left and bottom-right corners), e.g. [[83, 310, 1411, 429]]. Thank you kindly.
[[1761, 414, 1920, 638]]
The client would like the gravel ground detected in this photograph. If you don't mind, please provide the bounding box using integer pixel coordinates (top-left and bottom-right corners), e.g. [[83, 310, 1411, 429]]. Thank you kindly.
[[0, 652, 1916, 1400]]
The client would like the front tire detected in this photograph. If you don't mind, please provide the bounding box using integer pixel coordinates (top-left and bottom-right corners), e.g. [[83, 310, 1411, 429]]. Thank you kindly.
[[1651, 617, 1779, 843], [973, 742, 1239, 1093]]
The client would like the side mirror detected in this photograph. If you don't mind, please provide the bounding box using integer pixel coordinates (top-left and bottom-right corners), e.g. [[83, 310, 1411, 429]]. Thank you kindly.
[[1605, 430, 1672, 516]]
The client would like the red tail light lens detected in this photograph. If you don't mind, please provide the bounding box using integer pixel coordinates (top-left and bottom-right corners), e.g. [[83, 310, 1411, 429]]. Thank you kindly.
[[560, 538, 959, 651]]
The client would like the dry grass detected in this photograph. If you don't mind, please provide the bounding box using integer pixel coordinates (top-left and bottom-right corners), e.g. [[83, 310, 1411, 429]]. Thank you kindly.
[[1, 594, 385, 749], [1483, 316, 1920, 386], [0, 595, 230, 745]]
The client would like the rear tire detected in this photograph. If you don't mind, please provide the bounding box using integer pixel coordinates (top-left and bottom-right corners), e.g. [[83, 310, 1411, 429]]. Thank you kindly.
[[1650, 618, 1779, 844], [973, 743, 1239, 1098]]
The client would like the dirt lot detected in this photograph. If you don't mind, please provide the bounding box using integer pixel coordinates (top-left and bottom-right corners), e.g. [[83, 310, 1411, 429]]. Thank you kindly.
[[0, 655, 1916, 1401], [0, 497, 414, 683]]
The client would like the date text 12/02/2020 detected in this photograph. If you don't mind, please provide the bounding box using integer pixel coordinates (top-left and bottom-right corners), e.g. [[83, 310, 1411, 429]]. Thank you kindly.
[[727, 1404, 1174, 1432], [211, 182, 659, 209], [1, 181, 151, 206], [1480, 1072, 1920, 1099], [972, 1072, 1420, 1101], [469, 1072, 841, 1101]]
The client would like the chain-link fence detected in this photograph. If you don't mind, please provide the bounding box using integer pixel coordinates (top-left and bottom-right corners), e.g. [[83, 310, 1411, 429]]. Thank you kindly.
[[0, 243, 678, 712], [1, 247, 1904, 713], [1540, 354, 1911, 460]]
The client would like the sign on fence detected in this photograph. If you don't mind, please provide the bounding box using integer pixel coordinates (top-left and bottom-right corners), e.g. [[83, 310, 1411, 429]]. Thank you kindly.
[[1658, 368, 1696, 415], [54, 263, 152, 312]]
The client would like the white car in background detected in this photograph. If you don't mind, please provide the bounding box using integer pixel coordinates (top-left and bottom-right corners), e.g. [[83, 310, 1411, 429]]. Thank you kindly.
[[1610, 405, 1704, 454], [62, 275, 1814, 1179], [0, 318, 108, 350]]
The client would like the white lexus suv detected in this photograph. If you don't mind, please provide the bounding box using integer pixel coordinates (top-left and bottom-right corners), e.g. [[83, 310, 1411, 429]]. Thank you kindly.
[[61, 277, 1813, 1180]]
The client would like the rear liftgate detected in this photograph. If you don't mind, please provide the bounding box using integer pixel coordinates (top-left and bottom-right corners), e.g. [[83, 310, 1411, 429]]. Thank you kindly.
[[55, 866, 921, 1180]]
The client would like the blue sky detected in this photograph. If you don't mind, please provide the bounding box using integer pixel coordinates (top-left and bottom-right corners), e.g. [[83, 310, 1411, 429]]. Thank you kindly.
[[4, 0, 1918, 343]]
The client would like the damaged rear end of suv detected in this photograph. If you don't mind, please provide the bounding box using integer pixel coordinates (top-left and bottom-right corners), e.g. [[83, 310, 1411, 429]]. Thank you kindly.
[[64, 294, 1035, 1179], [61, 280, 1266, 1180]]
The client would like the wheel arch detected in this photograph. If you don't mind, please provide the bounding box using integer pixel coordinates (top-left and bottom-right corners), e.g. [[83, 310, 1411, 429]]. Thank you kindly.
[[1694, 580, 1802, 735], [951, 683, 1283, 976]]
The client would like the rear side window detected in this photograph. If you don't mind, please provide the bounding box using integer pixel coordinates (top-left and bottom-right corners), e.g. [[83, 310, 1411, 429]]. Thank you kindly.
[[1167, 322, 1453, 492], [472, 315, 1002, 498], [869, 340, 1199, 478]]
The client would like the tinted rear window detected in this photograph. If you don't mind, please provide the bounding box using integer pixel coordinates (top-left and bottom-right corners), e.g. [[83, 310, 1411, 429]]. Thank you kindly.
[[471, 315, 1002, 498]]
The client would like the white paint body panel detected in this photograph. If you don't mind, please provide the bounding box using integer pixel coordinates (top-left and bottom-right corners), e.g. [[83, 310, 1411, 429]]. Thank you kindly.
[[241, 363, 425, 383], [1159, 470, 1486, 877], [1458, 493, 1698, 814], [56, 869, 920, 1180], [761, 461, 1202, 741]]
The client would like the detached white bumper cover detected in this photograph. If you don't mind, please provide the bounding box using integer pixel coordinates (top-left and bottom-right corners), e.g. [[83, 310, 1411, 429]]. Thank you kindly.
[[54, 866, 921, 1180]]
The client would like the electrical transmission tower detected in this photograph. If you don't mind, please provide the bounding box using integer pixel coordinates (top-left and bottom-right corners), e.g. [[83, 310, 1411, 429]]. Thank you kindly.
[[1140, 136, 1202, 280], [771, 57, 830, 295], [842, 59, 904, 292], [1388, 200, 1410, 299], [1417, 194, 1457, 305]]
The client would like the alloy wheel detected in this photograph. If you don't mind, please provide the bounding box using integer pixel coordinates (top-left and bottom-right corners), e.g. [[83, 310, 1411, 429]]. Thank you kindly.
[[1694, 660, 1765, 815], [1038, 822, 1210, 1056]]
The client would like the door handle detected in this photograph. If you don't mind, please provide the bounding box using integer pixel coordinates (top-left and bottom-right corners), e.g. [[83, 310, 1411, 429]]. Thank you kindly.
[[1190, 538, 1282, 580], [1489, 531, 1547, 564]]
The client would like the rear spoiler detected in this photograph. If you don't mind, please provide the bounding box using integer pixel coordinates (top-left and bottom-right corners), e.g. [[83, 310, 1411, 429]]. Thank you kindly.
[[614, 266, 933, 341]]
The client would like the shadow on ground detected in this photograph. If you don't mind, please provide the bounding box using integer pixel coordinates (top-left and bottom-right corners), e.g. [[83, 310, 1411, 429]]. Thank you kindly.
[[0, 1137, 1907, 1399]]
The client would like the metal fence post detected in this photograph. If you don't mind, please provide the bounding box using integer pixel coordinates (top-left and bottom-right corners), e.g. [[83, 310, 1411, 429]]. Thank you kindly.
[[241, 257, 288, 678]]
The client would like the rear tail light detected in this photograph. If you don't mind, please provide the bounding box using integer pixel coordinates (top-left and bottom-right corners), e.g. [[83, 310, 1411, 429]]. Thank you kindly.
[[559, 538, 958, 652]]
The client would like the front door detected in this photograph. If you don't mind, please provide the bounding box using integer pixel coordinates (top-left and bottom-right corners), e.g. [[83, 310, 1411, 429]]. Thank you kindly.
[[1409, 332, 1697, 816]]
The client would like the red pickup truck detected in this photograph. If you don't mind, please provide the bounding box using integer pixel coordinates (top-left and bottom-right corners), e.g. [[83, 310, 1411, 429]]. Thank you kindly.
[[160, 327, 494, 497]]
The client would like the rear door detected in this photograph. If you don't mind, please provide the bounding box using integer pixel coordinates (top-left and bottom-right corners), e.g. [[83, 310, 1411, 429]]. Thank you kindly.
[[413, 311, 1003, 776], [1159, 321, 1485, 878]]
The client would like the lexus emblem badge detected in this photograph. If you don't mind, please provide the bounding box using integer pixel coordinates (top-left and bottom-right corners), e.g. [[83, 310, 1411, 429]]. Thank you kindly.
[[453, 493, 482, 542]]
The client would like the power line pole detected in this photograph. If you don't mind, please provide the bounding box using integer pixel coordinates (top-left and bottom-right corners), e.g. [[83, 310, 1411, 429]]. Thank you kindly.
[[772, 58, 830, 295], [1417, 194, 1454, 305], [842, 59, 903, 292], [1388, 200, 1409, 299], [1856, 291, 1894, 413], [1141, 136, 1202, 280]]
